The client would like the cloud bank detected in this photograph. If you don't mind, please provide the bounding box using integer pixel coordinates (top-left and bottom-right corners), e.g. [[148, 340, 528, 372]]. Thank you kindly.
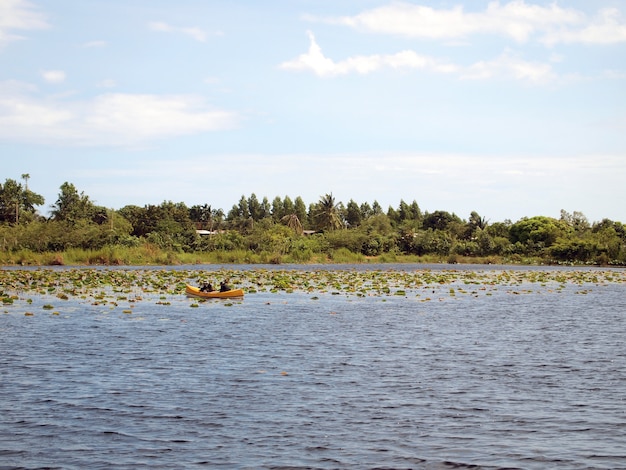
[[149, 21, 222, 42], [0, 0, 48, 48], [280, 32, 555, 83], [316, 1, 626, 45], [0, 81, 238, 146]]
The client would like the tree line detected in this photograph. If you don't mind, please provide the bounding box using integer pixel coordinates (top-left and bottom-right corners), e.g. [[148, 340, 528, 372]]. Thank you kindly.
[[1, 176, 625, 265]]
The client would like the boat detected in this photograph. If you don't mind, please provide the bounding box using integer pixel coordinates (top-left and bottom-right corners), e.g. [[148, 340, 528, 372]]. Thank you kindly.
[[185, 284, 244, 299]]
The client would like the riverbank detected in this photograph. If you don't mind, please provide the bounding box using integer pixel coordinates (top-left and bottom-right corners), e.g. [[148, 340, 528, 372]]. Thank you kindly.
[[2, 246, 621, 267]]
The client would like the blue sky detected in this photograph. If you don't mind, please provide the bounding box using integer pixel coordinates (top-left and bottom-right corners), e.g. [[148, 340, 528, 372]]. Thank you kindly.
[[1, 0, 625, 223]]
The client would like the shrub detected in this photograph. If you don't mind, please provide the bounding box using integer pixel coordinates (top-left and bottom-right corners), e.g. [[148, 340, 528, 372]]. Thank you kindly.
[[329, 247, 364, 263]]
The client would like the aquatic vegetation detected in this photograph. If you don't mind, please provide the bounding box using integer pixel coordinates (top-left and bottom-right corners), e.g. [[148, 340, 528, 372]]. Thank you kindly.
[[0, 267, 623, 310]]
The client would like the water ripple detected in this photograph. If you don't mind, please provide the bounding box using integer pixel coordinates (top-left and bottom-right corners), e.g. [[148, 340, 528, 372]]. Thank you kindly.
[[1, 279, 625, 469]]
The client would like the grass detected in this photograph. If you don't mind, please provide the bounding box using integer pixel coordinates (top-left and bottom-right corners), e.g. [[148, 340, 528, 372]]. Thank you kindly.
[[0, 243, 607, 267]]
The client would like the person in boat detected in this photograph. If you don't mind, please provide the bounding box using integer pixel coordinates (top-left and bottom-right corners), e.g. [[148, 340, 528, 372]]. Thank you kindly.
[[220, 280, 232, 292], [200, 282, 214, 292]]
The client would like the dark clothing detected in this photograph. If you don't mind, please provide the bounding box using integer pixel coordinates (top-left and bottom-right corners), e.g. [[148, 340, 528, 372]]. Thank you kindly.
[[220, 282, 231, 292], [200, 283, 214, 292]]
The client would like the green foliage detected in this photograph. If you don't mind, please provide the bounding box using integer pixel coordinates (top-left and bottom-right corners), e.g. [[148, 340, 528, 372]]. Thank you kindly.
[[287, 237, 316, 262], [281, 213, 304, 235], [329, 247, 365, 263], [549, 238, 598, 263], [200, 231, 245, 252], [1, 181, 624, 265], [345, 199, 362, 228], [510, 216, 570, 254], [293, 196, 308, 228], [0, 178, 45, 223], [313, 193, 344, 231], [246, 223, 293, 254], [423, 210, 462, 231], [405, 230, 453, 256], [50, 182, 97, 223], [389, 199, 422, 227], [324, 229, 366, 254]]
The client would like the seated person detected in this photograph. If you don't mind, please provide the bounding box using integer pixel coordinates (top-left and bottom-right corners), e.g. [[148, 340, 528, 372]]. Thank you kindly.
[[220, 281, 232, 292], [200, 282, 214, 292]]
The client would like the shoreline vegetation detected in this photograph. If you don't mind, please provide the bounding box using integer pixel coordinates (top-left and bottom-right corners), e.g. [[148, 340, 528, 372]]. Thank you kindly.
[[0, 244, 623, 267], [1, 179, 625, 267]]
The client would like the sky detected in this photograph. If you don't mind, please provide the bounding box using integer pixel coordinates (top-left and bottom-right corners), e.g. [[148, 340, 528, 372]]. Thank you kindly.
[[1, 0, 625, 224]]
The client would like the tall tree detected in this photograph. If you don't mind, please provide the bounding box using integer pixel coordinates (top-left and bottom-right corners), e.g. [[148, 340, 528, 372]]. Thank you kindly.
[[189, 204, 213, 229], [237, 195, 250, 220], [465, 211, 488, 239], [386, 206, 399, 225], [248, 193, 262, 221], [271, 196, 283, 221], [293, 196, 308, 228], [283, 196, 295, 217], [314, 193, 343, 231], [0, 179, 22, 223], [0, 178, 44, 223], [371, 200, 383, 215], [260, 196, 271, 220], [21, 174, 30, 191], [423, 210, 462, 231], [360, 202, 373, 219], [398, 199, 411, 222], [560, 210, 590, 234], [345, 199, 362, 228], [50, 182, 96, 223], [408, 200, 422, 221]]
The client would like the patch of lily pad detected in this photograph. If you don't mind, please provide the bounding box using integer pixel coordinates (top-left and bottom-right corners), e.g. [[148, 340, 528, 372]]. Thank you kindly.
[[0, 267, 622, 310]]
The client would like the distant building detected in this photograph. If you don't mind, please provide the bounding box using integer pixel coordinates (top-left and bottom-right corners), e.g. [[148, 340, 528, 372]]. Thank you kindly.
[[196, 230, 226, 236]]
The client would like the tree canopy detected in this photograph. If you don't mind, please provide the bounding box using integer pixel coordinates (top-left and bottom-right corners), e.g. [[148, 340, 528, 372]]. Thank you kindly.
[[0, 177, 624, 265]]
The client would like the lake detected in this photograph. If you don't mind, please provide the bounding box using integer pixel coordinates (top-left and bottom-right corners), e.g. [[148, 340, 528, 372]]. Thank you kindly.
[[1, 265, 625, 469]]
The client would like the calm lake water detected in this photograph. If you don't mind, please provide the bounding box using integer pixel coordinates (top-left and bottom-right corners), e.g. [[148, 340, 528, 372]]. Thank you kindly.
[[1, 265, 625, 469]]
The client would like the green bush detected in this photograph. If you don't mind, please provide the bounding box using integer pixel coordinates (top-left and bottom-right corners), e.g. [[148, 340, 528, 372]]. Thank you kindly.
[[329, 247, 364, 263]]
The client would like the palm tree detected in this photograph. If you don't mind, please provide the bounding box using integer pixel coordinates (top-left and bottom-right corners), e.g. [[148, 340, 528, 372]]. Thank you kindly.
[[469, 211, 488, 231], [314, 193, 343, 231], [281, 213, 303, 235]]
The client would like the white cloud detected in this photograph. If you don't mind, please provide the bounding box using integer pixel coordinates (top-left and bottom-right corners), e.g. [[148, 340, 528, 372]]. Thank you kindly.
[[41, 70, 66, 83], [280, 31, 552, 83], [96, 79, 116, 88], [84, 94, 234, 140], [83, 40, 107, 48], [149, 21, 212, 42], [317, 1, 626, 46], [280, 31, 458, 77], [0, 0, 48, 48], [149, 21, 173, 33], [461, 51, 556, 83], [325, 1, 582, 43], [179, 26, 208, 42], [542, 7, 626, 45], [0, 81, 238, 146]]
